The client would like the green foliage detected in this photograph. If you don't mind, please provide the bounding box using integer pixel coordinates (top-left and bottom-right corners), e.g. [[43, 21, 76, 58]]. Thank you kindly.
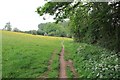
[[37, 22, 70, 37], [23, 30, 37, 35], [13, 28, 20, 32], [64, 41, 119, 78], [76, 44, 118, 78], [37, 1, 120, 52], [30, 30, 37, 35], [4, 22, 12, 31], [36, 2, 71, 22]]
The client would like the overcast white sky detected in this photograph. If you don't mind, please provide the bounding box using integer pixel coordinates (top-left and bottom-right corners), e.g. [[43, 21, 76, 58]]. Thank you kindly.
[[0, 0, 54, 31]]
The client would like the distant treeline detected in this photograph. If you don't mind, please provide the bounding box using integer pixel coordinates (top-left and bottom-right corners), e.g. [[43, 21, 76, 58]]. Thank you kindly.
[[2, 21, 72, 38], [37, 21, 72, 37]]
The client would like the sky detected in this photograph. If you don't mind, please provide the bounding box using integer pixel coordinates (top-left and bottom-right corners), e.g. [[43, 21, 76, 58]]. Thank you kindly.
[[0, 0, 54, 31]]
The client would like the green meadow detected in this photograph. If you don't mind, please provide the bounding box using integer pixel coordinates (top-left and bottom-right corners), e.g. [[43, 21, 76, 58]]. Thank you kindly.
[[2, 31, 119, 78], [1, 0, 120, 79], [2, 31, 71, 78]]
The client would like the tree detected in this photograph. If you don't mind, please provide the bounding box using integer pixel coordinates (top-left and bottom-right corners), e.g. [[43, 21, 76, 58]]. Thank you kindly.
[[30, 30, 37, 35], [37, 22, 67, 37], [4, 22, 12, 31], [13, 27, 20, 32], [37, 23, 46, 35], [36, 1, 120, 52]]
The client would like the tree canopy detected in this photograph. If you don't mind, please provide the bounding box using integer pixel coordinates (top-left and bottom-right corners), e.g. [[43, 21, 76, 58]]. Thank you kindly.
[[37, 22, 71, 37], [4, 22, 12, 31], [36, 1, 120, 52]]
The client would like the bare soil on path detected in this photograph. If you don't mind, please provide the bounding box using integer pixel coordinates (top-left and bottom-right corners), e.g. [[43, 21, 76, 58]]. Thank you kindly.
[[59, 41, 79, 78], [59, 45, 67, 78], [39, 41, 79, 78]]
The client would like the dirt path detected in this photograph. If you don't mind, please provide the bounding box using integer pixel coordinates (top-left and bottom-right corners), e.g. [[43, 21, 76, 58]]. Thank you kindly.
[[59, 40, 79, 78], [39, 41, 79, 78], [59, 42, 67, 78]]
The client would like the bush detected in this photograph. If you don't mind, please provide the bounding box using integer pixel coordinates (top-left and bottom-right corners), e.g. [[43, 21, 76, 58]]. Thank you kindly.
[[75, 44, 119, 78]]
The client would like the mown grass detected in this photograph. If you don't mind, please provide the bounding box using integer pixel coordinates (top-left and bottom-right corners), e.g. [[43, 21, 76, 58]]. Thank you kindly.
[[64, 41, 119, 78], [2, 31, 72, 78]]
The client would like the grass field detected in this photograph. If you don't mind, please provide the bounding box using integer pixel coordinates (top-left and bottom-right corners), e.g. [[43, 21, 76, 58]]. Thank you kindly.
[[2, 31, 72, 78], [2, 31, 119, 78]]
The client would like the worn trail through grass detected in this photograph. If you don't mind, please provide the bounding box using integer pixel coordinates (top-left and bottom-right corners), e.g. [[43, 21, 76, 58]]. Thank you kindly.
[[59, 41, 67, 78], [59, 40, 79, 78]]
